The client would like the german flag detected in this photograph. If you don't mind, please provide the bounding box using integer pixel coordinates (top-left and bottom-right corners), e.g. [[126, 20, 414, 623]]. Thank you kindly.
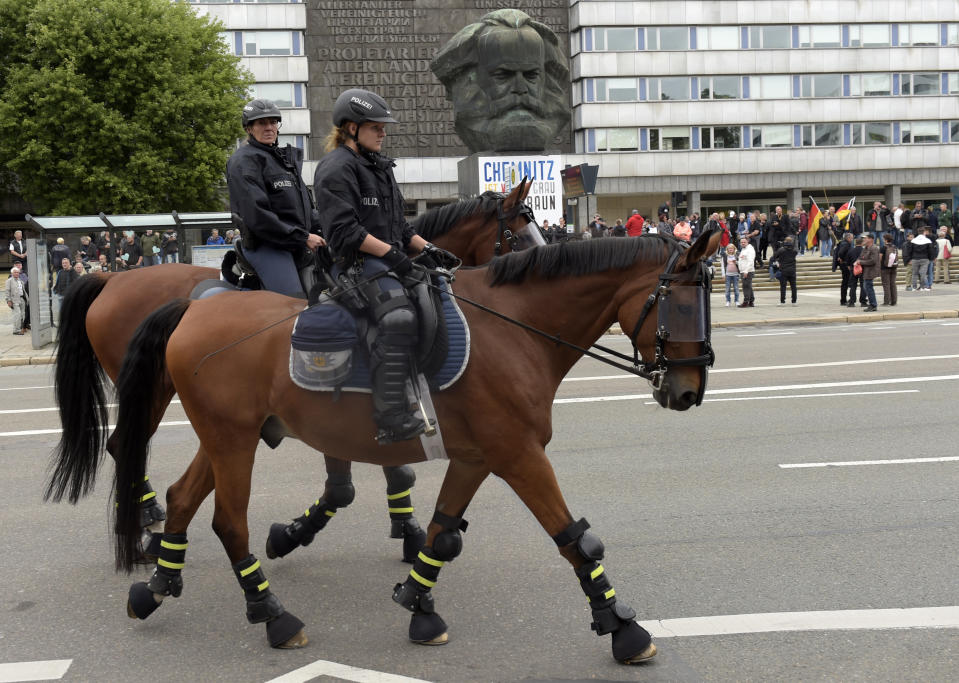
[[835, 197, 856, 226], [807, 198, 822, 250]]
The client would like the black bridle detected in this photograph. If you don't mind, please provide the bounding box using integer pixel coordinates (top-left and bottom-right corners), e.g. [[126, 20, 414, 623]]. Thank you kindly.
[[494, 199, 542, 255], [626, 245, 715, 405]]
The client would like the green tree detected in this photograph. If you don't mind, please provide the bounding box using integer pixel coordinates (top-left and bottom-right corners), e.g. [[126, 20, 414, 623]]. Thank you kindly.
[[0, 0, 253, 215]]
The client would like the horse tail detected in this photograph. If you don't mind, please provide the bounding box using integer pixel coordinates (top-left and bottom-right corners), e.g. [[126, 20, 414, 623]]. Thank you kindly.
[[46, 274, 112, 504], [113, 298, 191, 572]]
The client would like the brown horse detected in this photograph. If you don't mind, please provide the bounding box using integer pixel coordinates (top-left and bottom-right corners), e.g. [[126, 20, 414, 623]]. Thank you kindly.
[[46, 181, 540, 561], [53, 230, 720, 661]]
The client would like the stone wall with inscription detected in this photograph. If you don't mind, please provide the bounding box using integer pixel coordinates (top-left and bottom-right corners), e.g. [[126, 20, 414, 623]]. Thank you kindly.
[[306, 0, 570, 160]]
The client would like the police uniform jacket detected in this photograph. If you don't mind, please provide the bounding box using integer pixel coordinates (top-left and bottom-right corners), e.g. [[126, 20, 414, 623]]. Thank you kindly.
[[312, 145, 415, 261], [227, 139, 318, 252]]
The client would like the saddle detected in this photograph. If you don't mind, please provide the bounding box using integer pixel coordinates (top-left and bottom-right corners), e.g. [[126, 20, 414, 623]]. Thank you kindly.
[[217, 237, 318, 299]]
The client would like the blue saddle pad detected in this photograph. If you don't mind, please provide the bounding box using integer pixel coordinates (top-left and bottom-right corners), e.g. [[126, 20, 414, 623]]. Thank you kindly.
[[292, 278, 469, 394]]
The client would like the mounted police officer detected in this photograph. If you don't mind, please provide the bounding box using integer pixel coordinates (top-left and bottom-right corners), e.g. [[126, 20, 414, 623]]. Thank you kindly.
[[227, 98, 326, 297], [312, 88, 457, 444]]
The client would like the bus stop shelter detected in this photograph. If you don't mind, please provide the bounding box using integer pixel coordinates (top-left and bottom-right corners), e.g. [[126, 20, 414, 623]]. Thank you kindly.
[[21, 211, 233, 349]]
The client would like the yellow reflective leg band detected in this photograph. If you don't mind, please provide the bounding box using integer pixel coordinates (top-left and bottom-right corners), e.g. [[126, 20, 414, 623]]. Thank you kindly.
[[604, 589, 615, 600], [389, 507, 414, 514], [386, 489, 412, 501], [160, 540, 188, 551], [409, 569, 436, 588], [257, 580, 269, 592], [138, 491, 157, 503], [417, 552, 444, 568], [590, 564, 605, 580], [157, 559, 185, 570], [239, 560, 261, 577]]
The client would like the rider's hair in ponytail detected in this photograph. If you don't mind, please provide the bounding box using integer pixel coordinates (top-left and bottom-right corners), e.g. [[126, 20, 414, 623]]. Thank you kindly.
[[324, 125, 351, 153]]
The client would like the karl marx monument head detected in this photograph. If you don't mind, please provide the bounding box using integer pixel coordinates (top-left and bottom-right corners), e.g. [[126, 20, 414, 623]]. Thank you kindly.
[[431, 9, 569, 154]]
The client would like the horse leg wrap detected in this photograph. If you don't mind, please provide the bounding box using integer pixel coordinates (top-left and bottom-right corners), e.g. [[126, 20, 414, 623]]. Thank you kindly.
[[385, 466, 425, 562], [134, 476, 166, 528], [128, 533, 187, 620], [268, 474, 353, 558], [430, 511, 467, 561], [392, 546, 448, 643], [233, 554, 304, 647], [558, 519, 653, 663]]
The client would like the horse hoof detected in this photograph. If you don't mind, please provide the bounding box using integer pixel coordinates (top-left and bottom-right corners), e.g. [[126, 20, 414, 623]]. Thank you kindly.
[[621, 643, 657, 664], [276, 629, 309, 649], [414, 631, 449, 646], [265, 537, 277, 560], [266, 522, 298, 560], [409, 611, 448, 645], [127, 582, 162, 620]]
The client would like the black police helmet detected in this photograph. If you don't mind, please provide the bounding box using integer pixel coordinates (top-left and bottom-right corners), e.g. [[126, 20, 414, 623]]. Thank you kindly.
[[333, 89, 397, 128], [242, 99, 282, 128]]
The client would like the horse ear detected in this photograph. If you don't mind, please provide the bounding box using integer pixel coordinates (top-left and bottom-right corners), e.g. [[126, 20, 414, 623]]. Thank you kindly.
[[679, 227, 722, 268], [503, 179, 525, 210], [519, 176, 531, 201]]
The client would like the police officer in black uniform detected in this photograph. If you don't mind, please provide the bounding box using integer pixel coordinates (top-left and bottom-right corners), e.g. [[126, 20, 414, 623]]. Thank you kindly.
[[227, 98, 325, 297], [312, 89, 457, 444]]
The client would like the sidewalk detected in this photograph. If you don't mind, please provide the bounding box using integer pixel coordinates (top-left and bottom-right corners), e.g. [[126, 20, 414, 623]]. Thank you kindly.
[[3, 278, 959, 367]]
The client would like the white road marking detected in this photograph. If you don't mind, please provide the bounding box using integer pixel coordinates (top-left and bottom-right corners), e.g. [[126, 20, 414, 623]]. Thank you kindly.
[[642, 389, 918, 405], [643, 606, 959, 638], [867, 326, 894, 330], [735, 331, 796, 337], [563, 354, 959, 381], [0, 659, 71, 683], [0, 385, 53, 392], [0, 421, 192, 438], [780, 456, 959, 469], [941, 322, 959, 326], [264, 659, 430, 683], [0, 400, 180, 416]]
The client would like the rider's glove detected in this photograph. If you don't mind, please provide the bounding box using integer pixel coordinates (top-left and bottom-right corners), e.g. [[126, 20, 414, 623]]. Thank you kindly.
[[381, 246, 413, 276], [422, 243, 461, 271]]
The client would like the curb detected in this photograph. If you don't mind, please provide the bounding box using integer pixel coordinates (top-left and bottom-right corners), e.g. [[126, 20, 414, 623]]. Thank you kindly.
[[0, 355, 55, 367]]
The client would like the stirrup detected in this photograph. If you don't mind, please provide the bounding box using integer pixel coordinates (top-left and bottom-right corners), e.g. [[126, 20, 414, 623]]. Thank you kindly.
[[376, 415, 428, 445]]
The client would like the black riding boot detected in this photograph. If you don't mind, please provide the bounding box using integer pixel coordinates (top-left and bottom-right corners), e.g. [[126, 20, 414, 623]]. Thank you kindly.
[[371, 345, 426, 444]]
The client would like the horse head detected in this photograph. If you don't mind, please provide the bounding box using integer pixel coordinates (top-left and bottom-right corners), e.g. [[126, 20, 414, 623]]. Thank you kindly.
[[495, 177, 546, 255], [622, 228, 722, 411]]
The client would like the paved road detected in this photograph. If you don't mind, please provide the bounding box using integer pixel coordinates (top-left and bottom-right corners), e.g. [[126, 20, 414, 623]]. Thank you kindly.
[[1, 319, 958, 682]]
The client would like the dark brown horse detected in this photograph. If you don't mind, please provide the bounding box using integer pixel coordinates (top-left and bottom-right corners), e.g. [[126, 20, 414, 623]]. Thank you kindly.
[[46, 181, 540, 561], [50, 230, 720, 661]]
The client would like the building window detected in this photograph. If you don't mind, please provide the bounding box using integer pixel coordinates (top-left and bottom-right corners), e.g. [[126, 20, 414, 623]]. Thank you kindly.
[[697, 26, 739, 49], [239, 31, 299, 56], [798, 25, 841, 48], [800, 74, 842, 97], [649, 126, 691, 150], [751, 125, 792, 148], [814, 123, 842, 146], [898, 24, 939, 46], [747, 25, 791, 49], [949, 24, 959, 46], [701, 126, 742, 149], [901, 73, 940, 95], [749, 75, 791, 98], [250, 83, 302, 108], [592, 27, 639, 51], [849, 24, 891, 47], [649, 76, 690, 101], [277, 135, 306, 153], [700, 76, 740, 99], [951, 121, 959, 142], [850, 122, 893, 145], [949, 73, 959, 95], [591, 78, 639, 102], [850, 73, 892, 96], [901, 121, 941, 143], [594, 128, 639, 152], [646, 27, 689, 51]]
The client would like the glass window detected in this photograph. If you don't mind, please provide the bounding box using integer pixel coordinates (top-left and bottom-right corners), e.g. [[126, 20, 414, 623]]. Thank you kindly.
[[861, 73, 892, 96], [652, 77, 690, 101], [949, 24, 959, 46], [750, 75, 791, 98], [710, 76, 740, 99], [952, 121, 959, 142], [802, 124, 813, 146], [862, 24, 891, 47], [593, 78, 638, 101], [594, 28, 638, 51], [596, 129, 638, 152], [753, 125, 792, 148], [647, 27, 689, 51], [814, 74, 842, 97], [277, 135, 304, 152], [251, 83, 296, 107], [900, 24, 939, 46], [703, 126, 741, 149], [799, 25, 841, 48], [911, 73, 940, 95], [949, 73, 959, 95], [749, 25, 790, 49], [650, 127, 690, 150], [901, 121, 940, 143], [698, 26, 738, 49], [864, 122, 892, 145], [242, 31, 294, 56], [815, 123, 841, 146], [851, 124, 862, 145]]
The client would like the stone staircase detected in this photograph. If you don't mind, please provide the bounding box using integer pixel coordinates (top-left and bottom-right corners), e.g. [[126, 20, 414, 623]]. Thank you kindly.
[[748, 253, 914, 291]]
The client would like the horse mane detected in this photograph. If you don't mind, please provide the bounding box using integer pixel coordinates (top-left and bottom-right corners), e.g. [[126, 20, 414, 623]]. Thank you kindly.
[[486, 234, 680, 286], [411, 191, 505, 241]]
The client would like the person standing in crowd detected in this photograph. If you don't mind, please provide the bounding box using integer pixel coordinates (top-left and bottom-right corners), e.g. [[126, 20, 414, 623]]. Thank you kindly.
[[5, 265, 28, 335], [657, 199, 670, 220], [139, 229, 162, 266], [879, 233, 899, 306], [935, 227, 952, 285], [118, 231, 142, 269], [52, 257, 80, 325], [95, 231, 112, 267], [673, 216, 692, 242], [8, 230, 27, 274], [625, 209, 644, 237], [910, 228, 934, 291], [744, 213, 760, 259], [49, 237, 72, 272], [688, 212, 701, 239], [845, 236, 865, 307], [893, 203, 905, 247], [833, 232, 854, 305], [846, 206, 863, 236], [589, 214, 607, 238], [721, 244, 740, 307], [773, 236, 798, 305], [76, 235, 97, 264], [97, 253, 110, 273], [856, 233, 880, 312], [769, 206, 786, 252], [902, 232, 915, 291], [161, 228, 179, 263], [797, 207, 808, 255], [611, 218, 627, 237], [726, 211, 739, 240], [938, 203, 955, 243], [755, 213, 768, 267], [911, 201, 929, 235], [206, 228, 225, 245], [867, 201, 888, 243], [818, 209, 835, 257], [737, 235, 755, 307]]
